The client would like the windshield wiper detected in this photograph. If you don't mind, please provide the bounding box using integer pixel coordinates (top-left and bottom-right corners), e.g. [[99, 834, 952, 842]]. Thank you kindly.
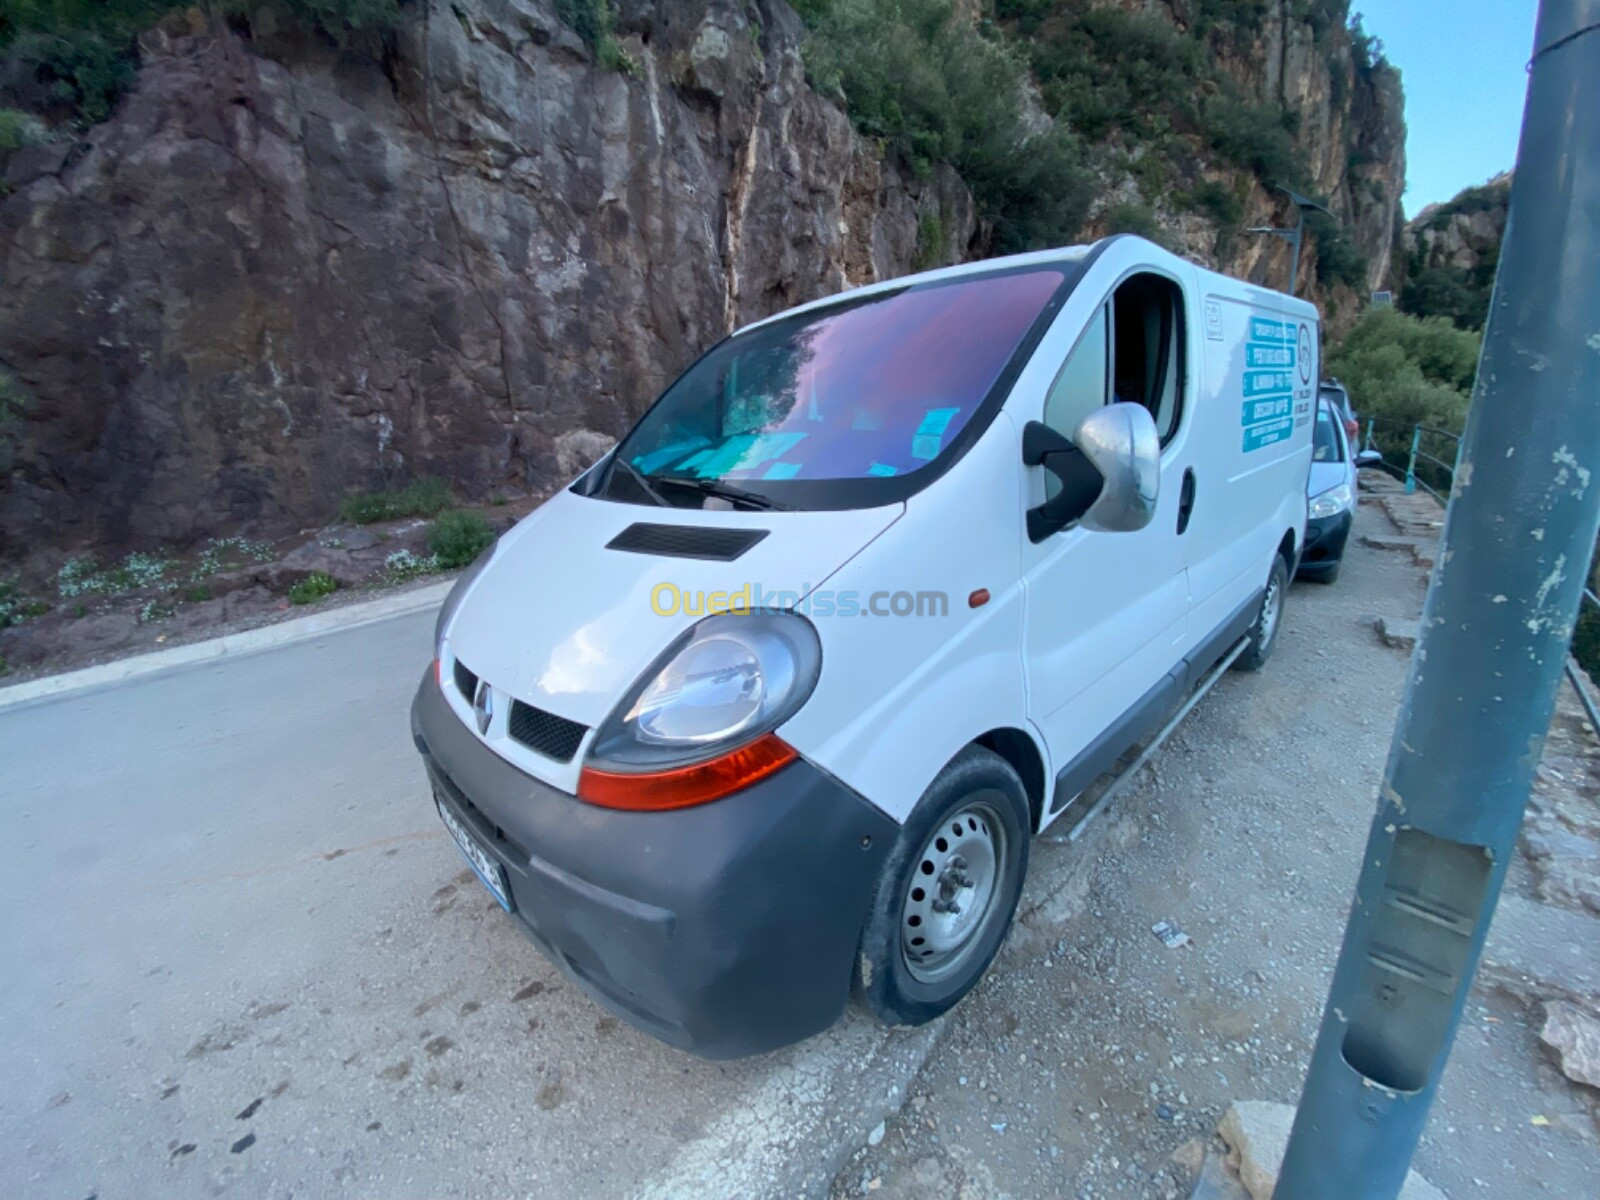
[[655, 476, 792, 511], [608, 455, 670, 507]]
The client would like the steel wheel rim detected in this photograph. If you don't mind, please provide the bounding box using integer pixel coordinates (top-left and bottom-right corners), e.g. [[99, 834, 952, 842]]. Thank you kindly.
[[1259, 573, 1283, 650], [901, 799, 1007, 984]]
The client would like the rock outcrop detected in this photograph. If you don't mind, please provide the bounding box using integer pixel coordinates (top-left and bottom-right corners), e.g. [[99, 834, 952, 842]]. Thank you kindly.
[[0, 0, 973, 557], [1206, 1, 1405, 304], [1407, 171, 1512, 275], [0, 0, 1404, 564]]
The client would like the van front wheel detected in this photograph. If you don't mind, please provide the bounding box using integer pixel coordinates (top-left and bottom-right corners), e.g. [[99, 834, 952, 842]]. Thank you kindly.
[[853, 747, 1030, 1027], [1235, 555, 1290, 672]]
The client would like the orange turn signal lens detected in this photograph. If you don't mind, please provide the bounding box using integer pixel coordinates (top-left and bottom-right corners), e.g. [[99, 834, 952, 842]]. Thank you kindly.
[[577, 733, 799, 811]]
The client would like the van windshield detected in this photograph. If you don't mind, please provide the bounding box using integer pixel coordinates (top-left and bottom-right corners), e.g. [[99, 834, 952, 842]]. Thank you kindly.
[[603, 267, 1070, 510]]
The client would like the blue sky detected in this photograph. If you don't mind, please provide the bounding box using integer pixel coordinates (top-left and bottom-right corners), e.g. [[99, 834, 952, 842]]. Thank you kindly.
[[1354, 1, 1537, 214]]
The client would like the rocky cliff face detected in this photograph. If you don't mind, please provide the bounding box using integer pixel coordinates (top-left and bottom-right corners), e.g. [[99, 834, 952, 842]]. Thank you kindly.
[[0, 0, 972, 557], [1407, 171, 1511, 274], [1122, 0, 1406, 313], [0, 0, 1403, 563]]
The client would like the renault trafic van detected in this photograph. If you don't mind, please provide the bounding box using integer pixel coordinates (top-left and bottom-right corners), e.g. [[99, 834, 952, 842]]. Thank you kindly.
[[410, 235, 1316, 1057]]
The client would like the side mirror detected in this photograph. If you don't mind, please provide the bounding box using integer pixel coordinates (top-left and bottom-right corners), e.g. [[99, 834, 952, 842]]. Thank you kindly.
[[1022, 403, 1160, 541], [1355, 448, 1384, 469], [1076, 403, 1160, 533]]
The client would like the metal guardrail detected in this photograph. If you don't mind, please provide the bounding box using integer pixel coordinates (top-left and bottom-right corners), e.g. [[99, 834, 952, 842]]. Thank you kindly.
[[1359, 416, 1600, 735]]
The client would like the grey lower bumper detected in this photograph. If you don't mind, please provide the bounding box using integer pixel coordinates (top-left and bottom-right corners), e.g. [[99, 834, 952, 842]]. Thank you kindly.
[[410, 671, 897, 1058]]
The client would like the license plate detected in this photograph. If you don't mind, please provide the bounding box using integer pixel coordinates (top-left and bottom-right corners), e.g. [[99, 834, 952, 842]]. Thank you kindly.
[[437, 797, 514, 912]]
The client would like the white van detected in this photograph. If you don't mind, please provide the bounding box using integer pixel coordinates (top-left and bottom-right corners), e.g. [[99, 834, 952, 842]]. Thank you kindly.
[[411, 235, 1315, 1057]]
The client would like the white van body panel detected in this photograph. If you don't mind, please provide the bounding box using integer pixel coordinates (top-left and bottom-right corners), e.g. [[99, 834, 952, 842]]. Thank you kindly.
[[776, 413, 1040, 824], [1184, 286, 1316, 646], [441, 488, 901, 789], [1009, 250, 1197, 821]]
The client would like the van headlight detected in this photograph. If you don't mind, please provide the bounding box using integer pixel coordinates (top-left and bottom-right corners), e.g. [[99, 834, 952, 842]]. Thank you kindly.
[[579, 614, 822, 809], [1309, 482, 1354, 520]]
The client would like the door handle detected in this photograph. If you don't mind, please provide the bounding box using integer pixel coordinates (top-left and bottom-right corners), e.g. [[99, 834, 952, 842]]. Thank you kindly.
[[1177, 468, 1197, 535]]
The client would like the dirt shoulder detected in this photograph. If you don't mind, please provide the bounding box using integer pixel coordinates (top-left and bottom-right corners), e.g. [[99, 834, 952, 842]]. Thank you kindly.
[[0, 496, 542, 685], [830, 489, 1600, 1199]]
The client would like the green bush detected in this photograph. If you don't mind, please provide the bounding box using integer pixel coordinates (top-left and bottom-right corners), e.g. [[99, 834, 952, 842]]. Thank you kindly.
[[913, 211, 945, 271], [1029, 8, 1208, 143], [1326, 307, 1482, 435], [1, 577, 50, 627], [289, 571, 339, 605], [1400, 260, 1497, 331], [2, 0, 405, 126], [1202, 96, 1304, 186], [1308, 212, 1368, 290], [1102, 201, 1175, 251], [340, 477, 452, 525], [428, 510, 495, 569], [1181, 178, 1244, 228], [0, 107, 49, 150], [800, 0, 1092, 251]]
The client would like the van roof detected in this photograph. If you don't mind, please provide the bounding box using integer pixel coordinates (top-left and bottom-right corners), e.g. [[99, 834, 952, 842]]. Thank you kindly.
[[736, 235, 1317, 336]]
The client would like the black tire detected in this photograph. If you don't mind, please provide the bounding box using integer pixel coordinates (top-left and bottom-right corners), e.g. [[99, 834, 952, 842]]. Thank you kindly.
[[853, 746, 1030, 1027], [1235, 554, 1290, 672]]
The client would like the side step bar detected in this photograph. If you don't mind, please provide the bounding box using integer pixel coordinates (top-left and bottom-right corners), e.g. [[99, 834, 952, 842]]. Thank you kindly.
[[1043, 635, 1252, 845]]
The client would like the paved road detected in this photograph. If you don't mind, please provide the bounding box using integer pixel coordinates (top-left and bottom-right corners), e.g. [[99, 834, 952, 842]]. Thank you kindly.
[[0, 612, 932, 1199]]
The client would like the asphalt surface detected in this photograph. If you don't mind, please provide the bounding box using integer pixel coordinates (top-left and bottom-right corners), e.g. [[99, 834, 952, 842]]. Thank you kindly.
[[0, 611, 932, 1199], [7, 500, 1596, 1199]]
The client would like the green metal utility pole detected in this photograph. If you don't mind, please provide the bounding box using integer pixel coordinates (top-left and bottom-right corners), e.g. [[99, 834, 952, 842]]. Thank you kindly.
[[1274, 2, 1600, 1197]]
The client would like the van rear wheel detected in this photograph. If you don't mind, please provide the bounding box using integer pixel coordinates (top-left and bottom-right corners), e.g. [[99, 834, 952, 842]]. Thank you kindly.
[[1235, 555, 1290, 672], [853, 747, 1029, 1027]]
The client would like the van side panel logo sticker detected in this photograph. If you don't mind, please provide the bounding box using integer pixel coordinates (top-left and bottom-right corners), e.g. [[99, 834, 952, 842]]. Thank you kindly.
[[1241, 318, 1297, 453]]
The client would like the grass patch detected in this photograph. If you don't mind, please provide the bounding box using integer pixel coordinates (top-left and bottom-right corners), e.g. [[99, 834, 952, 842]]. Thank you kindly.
[[57, 551, 173, 598], [1, 577, 50, 627], [137, 597, 174, 622], [383, 548, 440, 583], [190, 535, 274, 581], [427, 511, 495, 569], [289, 572, 339, 605], [340, 477, 452, 525]]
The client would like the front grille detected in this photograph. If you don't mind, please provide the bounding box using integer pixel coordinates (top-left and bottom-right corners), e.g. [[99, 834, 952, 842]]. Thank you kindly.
[[606, 522, 769, 561], [509, 700, 588, 763], [453, 658, 480, 699]]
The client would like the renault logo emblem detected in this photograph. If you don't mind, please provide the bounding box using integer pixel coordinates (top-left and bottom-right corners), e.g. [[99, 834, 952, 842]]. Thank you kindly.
[[473, 679, 494, 735]]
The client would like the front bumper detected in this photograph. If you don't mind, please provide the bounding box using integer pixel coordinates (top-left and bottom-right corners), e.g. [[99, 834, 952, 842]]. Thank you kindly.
[[1299, 509, 1354, 576], [410, 671, 896, 1058]]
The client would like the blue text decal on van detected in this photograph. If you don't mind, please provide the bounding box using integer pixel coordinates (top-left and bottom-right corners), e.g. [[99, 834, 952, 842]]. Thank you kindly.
[[1241, 317, 1296, 453]]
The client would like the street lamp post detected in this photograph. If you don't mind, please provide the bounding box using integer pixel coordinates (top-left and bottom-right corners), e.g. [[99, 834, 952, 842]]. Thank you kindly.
[[1246, 187, 1335, 297]]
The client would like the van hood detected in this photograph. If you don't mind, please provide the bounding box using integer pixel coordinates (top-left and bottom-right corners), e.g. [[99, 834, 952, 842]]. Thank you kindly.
[[444, 489, 903, 728]]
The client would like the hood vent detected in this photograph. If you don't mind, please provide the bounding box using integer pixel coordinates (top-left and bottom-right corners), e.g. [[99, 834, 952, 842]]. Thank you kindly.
[[606, 522, 769, 562]]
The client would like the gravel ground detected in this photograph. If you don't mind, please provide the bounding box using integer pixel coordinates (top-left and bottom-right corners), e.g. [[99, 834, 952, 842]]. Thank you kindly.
[[829, 498, 1600, 1200]]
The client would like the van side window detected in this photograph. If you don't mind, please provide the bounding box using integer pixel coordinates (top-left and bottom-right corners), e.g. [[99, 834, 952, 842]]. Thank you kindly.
[[1042, 302, 1110, 444], [1110, 273, 1185, 444]]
